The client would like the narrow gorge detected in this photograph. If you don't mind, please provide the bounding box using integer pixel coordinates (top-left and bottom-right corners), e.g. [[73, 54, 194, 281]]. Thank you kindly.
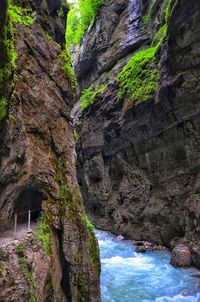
[[0, 0, 199, 301], [75, 0, 200, 269]]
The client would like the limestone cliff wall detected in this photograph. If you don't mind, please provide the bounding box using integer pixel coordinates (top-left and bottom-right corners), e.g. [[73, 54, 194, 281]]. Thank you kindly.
[[0, 1, 100, 301], [75, 0, 200, 268]]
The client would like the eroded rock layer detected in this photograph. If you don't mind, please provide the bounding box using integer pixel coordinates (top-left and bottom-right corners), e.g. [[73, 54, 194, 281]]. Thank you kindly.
[[76, 0, 200, 268], [0, 1, 100, 301]]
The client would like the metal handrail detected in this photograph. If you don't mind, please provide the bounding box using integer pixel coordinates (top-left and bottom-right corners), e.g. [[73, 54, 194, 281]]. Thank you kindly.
[[13, 208, 42, 239], [12, 208, 41, 217]]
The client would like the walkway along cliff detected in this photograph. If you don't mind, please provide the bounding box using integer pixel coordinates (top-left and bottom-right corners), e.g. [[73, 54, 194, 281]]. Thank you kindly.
[[75, 0, 200, 269], [0, 1, 100, 301]]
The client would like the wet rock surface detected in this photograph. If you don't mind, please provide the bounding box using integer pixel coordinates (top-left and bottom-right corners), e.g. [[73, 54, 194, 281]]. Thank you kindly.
[[76, 0, 200, 269], [135, 241, 167, 253], [74, 0, 148, 90]]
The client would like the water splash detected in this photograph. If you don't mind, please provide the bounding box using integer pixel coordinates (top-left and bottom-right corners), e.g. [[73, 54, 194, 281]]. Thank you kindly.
[[96, 230, 200, 302]]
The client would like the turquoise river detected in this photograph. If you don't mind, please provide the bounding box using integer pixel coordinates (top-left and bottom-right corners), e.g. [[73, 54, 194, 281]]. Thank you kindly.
[[96, 230, 200, 302]]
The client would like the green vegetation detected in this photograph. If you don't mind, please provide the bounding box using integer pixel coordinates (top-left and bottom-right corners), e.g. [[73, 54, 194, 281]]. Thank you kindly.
[[118, 0, 176, 104], [142, 0, 174, 27], [190, 194, 200, 200], [78, 212, 100, 270], [18, 256, 37, 288], [60, 49, 77, 90], [15, 242, 37, 301], [80, 83, 107, 109], [165, 0, 174, 22], [15, 243, 25, 257], [0, 8, 16, 120], [0, 98, 8, 120], [51, 156, 100, 273], [84, 216, 95, 233], [19, 256, 37, 302], [117, 46, 159, 103], [42, 27, 77, 91], [66, 0, 103, 46], [151, 24, 167, 47], [88, 225, 100, 270], [36, 213, 52, 256], [79, 213, 95, 234], [0, 1, 35, 121], [0, 247, 8, 261], [141, 13, 151, 27], [8, 4, 35, 27], [73, 129, 79, 143]]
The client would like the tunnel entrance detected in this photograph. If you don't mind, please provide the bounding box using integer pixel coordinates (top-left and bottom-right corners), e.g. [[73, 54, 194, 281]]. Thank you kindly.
[[14, 189, 44, 223]]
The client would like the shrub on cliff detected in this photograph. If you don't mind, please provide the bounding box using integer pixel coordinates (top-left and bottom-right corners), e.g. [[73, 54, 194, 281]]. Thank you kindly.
[[80, 83, 107, 109], [117, 47, 159, 104]]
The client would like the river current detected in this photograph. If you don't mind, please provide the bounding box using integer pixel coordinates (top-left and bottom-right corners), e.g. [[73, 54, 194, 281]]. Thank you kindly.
[[96, 230, 200, 302]]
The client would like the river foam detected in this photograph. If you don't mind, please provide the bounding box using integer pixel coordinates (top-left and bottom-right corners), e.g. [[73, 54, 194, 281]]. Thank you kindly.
[[156, 293, 200, 302], [96, 230, 200, 302]]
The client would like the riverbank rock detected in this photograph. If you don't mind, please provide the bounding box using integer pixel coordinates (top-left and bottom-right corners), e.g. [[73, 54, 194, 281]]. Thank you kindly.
[[135, 241, 167, 253], [190, 244, 200, 269], [170, 245, 192, 267], [117, 235, 124, 241]]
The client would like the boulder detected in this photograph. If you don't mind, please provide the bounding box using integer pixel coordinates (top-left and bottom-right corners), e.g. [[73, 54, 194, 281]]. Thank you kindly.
[[170, 245, 192, 267]]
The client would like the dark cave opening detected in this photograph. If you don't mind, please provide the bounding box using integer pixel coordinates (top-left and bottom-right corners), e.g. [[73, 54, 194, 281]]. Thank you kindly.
[[14, 189, 44, 223]]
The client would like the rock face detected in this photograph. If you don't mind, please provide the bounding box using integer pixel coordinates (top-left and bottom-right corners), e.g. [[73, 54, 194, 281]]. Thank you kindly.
[[0, 0, 100, 301], [0, 232, 53, 302], [74, 0, 148, 90], [75, 0, 200, 268]]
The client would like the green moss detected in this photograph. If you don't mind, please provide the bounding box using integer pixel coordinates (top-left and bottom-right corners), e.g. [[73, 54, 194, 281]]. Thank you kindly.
[[78, 213, 100, 270], [51, 156, 100, 275], [60, 49, 77, 91], [9, 4, 35, 27], [80, 83, 107, 110], [15, 243, 25, 257], [190, 194, 200, 200], [0, 12, 16, 92], [152, 24, 167, 47], [117, 47, 159, 104], [16, 245, 37, 301], [0, 1, 29, 120], [38, 23, 77, 93], [83, 216, 95, 233], [88, 229, 100, 271], [19, 257, 37, 301], [73, 129, 79, 143], [165, 0, 174, 23], [77, 273, 88, 300], [119, 0, 176, 105], [36, 212, 52, 256], [141, 13, 151, 27], [142, 0, 174, 28], [0, 98, 8, 120], [29, 297, 38, 302]]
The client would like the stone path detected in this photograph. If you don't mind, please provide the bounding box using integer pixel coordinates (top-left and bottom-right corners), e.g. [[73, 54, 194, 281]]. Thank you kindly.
[[0, 222, 37, 247]]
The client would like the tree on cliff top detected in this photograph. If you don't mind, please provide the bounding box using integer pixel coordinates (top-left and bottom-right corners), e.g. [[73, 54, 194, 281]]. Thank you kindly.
[[66, 0, 103, 46]]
